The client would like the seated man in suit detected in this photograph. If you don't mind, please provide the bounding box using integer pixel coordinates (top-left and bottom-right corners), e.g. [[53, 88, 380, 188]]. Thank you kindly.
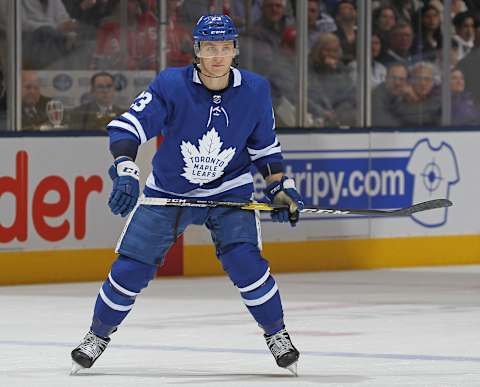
[[71, 72, 125, 130], [21, 70, 52, 130]]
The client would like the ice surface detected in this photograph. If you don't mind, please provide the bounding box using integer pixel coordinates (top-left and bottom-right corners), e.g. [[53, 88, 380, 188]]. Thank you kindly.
[[1, 265, 480, 386]]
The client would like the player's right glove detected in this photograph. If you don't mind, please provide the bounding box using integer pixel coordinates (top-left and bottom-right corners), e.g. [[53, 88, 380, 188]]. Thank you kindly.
[[264, 176, 304, 226], [108, 156, 140, 217]]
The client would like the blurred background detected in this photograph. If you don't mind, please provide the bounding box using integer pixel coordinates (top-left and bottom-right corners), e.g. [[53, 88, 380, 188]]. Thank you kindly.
[[1, 0, 479, 131]]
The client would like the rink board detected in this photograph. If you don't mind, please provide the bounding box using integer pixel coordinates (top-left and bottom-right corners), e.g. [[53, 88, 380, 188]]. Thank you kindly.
[[0, 132, 477, 284]]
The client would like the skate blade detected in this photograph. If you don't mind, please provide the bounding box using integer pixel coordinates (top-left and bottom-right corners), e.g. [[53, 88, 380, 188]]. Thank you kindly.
[[70, 361, 84, 375], [286, 361, 298, 376]]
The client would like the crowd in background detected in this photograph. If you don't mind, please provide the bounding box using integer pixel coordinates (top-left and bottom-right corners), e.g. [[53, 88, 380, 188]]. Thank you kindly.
[[1, 0, 480, 131]]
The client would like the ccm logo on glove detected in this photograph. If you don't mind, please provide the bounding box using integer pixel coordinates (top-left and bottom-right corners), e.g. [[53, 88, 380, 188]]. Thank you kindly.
[[264, 176, 305, 226], [108, 157, 140, 217]]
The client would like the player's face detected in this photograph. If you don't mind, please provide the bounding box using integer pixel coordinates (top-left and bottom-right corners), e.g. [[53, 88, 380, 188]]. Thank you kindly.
[[198, 41, 235, 77]]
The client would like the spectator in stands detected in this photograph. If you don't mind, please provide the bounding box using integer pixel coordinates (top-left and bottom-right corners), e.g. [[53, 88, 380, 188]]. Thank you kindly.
[[429, 0, 468, 18], [308, 0, 337, 49], [308, 32, 357, 127], [378, 22, 416, 66], [21, 70, 52, 130], [70, 72, 124, 130], [333, 0, 357, 64], [249, 0, 293, 75], [323, 0, 344, 15], [372, 62, 408, 127], [384, 0, 419, 25], [413, 4, 442, 63], [450, 68, 480, 125], [452, 11, 477, 61], [178, 0, 216, 31], [166, 0, 193, 67], [232, 1, 260, 31], [464, 0, 480, 16], [62, 0, 118, 27], [92, 0, 158, 70], [391, 61, 441, 126], [371, 33, 387, 87], [475, 17, 480, 47], [373, 5, 397, 46], [349, 33, 386, 88], [457, 36, 480, 107], [22, 0, 81, 69], [269, 26, 298, 126]]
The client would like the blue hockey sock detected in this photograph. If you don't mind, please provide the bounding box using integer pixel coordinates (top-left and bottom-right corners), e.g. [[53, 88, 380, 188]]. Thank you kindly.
[[90, 255, 157, 338], [239, 274, 285, 335]]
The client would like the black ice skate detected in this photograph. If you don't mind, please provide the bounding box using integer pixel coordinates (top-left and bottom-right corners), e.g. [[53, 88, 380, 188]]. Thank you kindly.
[[264, 328, 300, 376], [70, 331, 110, 374]]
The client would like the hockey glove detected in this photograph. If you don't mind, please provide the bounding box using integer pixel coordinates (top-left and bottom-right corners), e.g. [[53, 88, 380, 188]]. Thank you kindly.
[[264, 176, 304, 226], [108, 156, 140, 217]]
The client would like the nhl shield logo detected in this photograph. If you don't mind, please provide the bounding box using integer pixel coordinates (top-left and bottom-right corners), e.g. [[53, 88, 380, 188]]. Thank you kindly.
[[213, 95, 221, 104]]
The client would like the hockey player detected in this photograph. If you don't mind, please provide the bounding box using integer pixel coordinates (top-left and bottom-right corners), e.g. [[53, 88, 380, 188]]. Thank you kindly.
[[71, 14, 304, 376]]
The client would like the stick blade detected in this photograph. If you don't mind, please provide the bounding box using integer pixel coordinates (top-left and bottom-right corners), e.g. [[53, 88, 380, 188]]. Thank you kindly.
[[393, 199, 453, 216]]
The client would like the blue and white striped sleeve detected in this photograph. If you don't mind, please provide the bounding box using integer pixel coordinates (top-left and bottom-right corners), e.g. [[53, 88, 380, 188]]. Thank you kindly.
[[247, 80, 283, 176], [107, 76, 168, 145]]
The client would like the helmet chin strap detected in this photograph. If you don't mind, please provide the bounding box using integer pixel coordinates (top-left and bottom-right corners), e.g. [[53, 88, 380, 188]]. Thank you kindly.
[[193, 62, 230, 79]]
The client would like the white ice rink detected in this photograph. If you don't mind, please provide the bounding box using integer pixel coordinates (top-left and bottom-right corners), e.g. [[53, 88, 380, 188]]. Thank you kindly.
[[1, 265, 480, 387]]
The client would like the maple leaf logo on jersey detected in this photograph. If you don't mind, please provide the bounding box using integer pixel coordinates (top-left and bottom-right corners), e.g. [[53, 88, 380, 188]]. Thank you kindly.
[[181, 128, 236, 185]]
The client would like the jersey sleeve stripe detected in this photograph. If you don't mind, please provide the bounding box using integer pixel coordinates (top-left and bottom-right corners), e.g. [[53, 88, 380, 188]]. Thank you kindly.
[[249, 146, 282, 161], [121, 112, 147, 144], [247, 138, 282, 161], [107, 120, 141, 139]]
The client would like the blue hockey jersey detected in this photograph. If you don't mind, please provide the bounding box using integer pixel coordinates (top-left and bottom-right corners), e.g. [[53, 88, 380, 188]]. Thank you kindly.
[[107, 65, 283, 200]]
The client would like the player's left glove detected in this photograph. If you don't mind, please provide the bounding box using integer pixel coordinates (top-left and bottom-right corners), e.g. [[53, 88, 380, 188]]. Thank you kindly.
[[108, 156, 140, 217], [264, 176, 304, 226]]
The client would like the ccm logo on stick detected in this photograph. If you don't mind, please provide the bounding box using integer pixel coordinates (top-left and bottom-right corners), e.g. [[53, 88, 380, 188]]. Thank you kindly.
[[0, 151, 103, 243]]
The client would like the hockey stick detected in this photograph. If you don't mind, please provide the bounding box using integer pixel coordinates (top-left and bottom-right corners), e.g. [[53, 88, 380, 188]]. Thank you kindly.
[[137, 197, 452, 217]]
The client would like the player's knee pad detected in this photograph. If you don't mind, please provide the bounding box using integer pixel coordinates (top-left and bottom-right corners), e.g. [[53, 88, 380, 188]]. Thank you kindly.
[[219, 243, 277, 307], [99, 255, 157, 312]]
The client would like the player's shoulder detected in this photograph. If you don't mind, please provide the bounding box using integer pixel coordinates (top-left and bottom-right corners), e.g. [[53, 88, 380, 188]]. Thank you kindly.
[[237, 68, 271, 92], [151, 65, 192, 91]]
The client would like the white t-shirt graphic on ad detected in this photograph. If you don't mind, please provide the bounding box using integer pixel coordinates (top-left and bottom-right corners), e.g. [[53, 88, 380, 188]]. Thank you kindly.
[[406, 139, 459, 226]]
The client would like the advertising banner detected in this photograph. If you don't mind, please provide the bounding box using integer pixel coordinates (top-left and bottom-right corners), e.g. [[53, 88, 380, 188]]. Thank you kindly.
[[0, 137, 123, 250], [185, 131, 471, 244], [0, 132, 477, 283]]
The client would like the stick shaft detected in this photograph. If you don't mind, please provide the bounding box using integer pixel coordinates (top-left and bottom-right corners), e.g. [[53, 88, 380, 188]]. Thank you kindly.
[[137, 197, 452, 217]]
